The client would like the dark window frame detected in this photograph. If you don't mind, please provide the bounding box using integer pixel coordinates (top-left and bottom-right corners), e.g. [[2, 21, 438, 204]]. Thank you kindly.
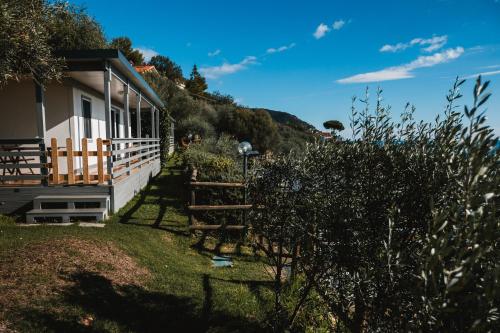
[[81, 96, 92, 138]]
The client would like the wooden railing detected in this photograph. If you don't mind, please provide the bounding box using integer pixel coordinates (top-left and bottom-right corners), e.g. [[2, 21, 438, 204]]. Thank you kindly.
[[48, 137, 112, 185], [0, 137, 160, 186], [0, 138, 48, 185], [110, 138, 160, 182], [187, 169, 250, 231]]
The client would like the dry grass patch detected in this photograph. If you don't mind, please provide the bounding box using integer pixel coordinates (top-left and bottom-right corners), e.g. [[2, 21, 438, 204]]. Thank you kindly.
[[0, 238, 150, 317], [161, 232, 174, 244]]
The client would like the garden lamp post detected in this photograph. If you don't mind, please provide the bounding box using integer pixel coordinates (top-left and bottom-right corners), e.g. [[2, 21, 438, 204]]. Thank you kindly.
[[238, 141, 252, 179], [237, 141, 259, 179], [238, 141, 258, 228]]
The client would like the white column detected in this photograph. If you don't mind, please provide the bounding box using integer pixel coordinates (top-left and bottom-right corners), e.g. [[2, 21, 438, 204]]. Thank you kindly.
[[34, 81, 46, 138], [170, 122, 175, 154], [151, 107, 155, 138], [156, 108, 160, 139], [103, 63, 113, 186], [136, 92, 142, 138], [34, 80, 48, 186], [103, 63, 112, 139], [123, 83, 130, 138]]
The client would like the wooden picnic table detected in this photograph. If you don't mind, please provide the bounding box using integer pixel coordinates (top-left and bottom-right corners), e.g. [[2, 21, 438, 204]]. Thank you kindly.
[[0, 145, 36, 177]]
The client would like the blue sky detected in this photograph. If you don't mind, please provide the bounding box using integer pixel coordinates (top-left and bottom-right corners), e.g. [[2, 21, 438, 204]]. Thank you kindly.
[[73, 0, 500, 133]]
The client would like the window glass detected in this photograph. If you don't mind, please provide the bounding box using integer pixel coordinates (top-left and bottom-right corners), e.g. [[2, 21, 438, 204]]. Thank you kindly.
[[82, 98, 92, 138]]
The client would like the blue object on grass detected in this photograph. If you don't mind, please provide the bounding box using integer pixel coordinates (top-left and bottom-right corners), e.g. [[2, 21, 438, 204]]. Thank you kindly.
[[212, 255, 233, 268]]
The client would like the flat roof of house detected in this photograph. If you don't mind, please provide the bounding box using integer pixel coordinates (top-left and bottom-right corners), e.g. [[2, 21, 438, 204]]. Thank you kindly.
[[57, 49, 164, 109]]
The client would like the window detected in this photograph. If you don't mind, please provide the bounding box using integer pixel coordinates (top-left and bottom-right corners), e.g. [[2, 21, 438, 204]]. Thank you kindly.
[[82, 97, 92, 138]]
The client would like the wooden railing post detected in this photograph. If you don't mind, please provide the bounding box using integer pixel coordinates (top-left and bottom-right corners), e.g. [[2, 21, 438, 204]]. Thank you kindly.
[[125, 141, 131, 177], [39, 141, 48, 186], [82, 138, 89, 184], [106, 139, 113, 185], [189, 169, 197, 228], [66, 138, 74, 185], [50, 138, 59, 185], [97, 138, 104, 184], [189, 186, 196, 227]]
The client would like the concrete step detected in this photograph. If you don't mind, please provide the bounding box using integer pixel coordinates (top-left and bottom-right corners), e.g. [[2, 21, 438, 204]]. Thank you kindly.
[[33, 195, 110, 210], [34, 195, 110, 201], [26, 207, 107, 223]]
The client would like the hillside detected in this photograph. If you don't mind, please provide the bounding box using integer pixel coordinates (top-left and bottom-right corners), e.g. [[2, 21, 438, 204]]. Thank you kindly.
[[247, 108, 317, 152], [250, 108, 316, 133]]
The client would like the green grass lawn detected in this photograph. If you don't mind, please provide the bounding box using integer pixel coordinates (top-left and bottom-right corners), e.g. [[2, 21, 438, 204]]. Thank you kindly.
[[0, 155, 273, 333]]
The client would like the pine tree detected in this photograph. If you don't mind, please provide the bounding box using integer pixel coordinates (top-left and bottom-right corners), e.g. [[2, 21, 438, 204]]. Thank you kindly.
[[148, 55, 184, 83], [110, 37, 144, 66], [185, 65, 208, 95]]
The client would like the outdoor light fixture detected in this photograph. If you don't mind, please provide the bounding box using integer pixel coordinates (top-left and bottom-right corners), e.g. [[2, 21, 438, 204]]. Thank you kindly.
[[238, 141, 252, 155], [237, 141, 259, 179]]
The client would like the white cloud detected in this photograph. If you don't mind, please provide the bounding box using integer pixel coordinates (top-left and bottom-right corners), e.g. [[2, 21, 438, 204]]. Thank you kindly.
[[463, 70, 500, 79], [379, 42, 410, 53], [338, 69, 413, 83], [332, 19, 345, 30], [135, 47, 158, 62], [313, 20, 348, 39], [266, 42, 296, 54], [313, 23, 330, 39], [200, 56, 257, 79], [468, 45, 486, 54], [380, 35, 448, 53], [416, 36, 448, 52], [338, 47, 464, 84], [208, 49, 221, 57], [481, 64, 500, 69]]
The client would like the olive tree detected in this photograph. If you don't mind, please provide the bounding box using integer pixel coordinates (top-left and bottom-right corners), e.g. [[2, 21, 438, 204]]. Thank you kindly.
[[249, 78, 499, 332], [0, 0, 62, 86]]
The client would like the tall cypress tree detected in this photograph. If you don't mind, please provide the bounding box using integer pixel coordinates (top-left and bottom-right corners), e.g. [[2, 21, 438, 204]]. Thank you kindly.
[[185, 65, 208, 95]]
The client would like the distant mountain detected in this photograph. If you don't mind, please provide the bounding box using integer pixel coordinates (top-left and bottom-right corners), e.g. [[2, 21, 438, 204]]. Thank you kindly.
[[250, 108, 316, 133]]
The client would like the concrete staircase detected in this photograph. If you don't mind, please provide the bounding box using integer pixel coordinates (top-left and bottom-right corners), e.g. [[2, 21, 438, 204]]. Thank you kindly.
[[26, 195, 110, 223]]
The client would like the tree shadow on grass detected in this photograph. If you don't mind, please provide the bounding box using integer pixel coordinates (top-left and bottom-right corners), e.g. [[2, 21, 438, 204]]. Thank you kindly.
[[210, 276, 275, 310], [118, 183, 152, 225], [122, 220, 189, 237], [15, 271, 266, 333], [118, 165, 189, 233], [190, 237, 263, 264]]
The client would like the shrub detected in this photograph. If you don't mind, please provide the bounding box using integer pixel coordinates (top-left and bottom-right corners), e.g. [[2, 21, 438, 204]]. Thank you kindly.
[[182, 135, 241, 179], [182, 135, 244, 227], [176, 115, 216, 142], [249, 78, 499, 332], [217, 106, 279, 153]]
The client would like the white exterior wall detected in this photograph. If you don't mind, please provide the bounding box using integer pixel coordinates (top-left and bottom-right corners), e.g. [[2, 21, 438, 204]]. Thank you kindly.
[[0, 80, 74, 173], [0, 80, 74, 143], [71, 86, 128, 171], [45, 83, 74, 174], [0, 80, 38, 138], [45, 84, 74, 146]]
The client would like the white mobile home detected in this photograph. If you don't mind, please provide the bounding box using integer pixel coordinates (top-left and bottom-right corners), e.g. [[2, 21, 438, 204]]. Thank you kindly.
[[0, 49, 174, 222]]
